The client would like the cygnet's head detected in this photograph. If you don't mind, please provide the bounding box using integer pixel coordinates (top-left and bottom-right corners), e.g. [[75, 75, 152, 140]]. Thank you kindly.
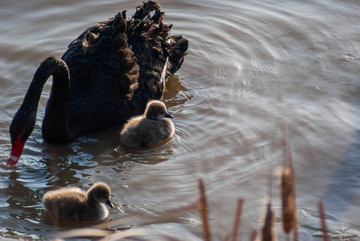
[[87, 182, 113, 208], [145, 100, 173, 120]]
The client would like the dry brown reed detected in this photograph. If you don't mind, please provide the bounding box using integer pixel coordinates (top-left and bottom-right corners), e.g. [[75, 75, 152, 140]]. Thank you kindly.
[[281, 166, 295, 233], [231, 198, 244, 241], [280, 106, 298, 241], [261, 202, 277, 241], [318, 201, 329, 241], [197, 178, 212, 241]]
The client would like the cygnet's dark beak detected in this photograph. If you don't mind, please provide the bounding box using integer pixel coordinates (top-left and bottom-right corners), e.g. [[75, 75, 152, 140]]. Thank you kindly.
[[165, 113, 173, 119], [106, 199, 113, 208]]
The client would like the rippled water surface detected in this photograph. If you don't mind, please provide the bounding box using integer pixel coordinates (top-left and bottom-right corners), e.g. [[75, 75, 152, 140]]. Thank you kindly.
[[1, 0, 360, 240]]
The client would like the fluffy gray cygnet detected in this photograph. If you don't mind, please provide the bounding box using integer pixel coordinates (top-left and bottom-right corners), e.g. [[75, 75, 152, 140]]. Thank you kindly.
[[42, 182, 113, 222], [120, 100, 174, 147]]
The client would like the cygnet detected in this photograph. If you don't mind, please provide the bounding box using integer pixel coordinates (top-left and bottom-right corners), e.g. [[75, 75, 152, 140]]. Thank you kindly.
[[42, 182, 113, 222], [120, 100, 174, 147]]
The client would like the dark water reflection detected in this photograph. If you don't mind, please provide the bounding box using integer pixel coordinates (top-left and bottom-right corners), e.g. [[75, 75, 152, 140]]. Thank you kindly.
[[1, 0, 360, 240]]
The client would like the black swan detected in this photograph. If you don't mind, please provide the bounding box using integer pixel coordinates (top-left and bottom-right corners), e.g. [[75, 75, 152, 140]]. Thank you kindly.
[[7, 1, 188, 165]]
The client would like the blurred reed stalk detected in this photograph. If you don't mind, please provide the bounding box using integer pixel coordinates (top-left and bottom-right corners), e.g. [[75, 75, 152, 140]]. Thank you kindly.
[[230, 198, 244, 241], [280, 106, 298, 241], [261, 202, 277, 241], [198, 178, 212, 241], [318, 201, 329, 241], [281, 167, 295, 234], [249, 230, 260, 241]]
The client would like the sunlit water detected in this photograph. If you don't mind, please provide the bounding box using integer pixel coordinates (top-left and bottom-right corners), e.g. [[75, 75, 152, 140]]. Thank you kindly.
[[0, 0, 360, 240]]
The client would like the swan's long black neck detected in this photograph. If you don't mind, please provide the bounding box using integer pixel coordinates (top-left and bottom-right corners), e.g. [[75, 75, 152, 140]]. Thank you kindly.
[[8, 56, 72, 165], [23, 56, 73, 143]]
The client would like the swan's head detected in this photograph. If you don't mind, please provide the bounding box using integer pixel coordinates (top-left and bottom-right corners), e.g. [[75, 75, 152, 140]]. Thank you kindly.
[[145, 100, 173, 120], [87, 182, 113, 208], [7, 106, 36, 166]]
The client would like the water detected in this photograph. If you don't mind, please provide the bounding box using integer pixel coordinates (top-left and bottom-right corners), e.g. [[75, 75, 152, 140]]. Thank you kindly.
[[1, 0, 360, 240]]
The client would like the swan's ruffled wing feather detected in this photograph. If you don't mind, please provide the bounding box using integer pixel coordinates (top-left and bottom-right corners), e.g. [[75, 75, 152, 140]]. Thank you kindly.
[[62, 12, 139, 101]]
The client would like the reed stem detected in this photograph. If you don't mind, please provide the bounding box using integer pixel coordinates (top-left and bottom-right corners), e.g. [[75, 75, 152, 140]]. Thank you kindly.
[[318, 201, 329, 241], [231, 198, 244, 241], [262, 202, 276, 241], [198, 178, 211, 241], [280, 106, 298, 241]]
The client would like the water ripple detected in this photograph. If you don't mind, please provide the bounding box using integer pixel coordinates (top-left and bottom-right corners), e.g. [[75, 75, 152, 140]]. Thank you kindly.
[[1, 0, 360, 240]]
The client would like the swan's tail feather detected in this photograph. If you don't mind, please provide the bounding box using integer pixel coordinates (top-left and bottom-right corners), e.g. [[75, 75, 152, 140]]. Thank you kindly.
[[133, 1, 161, 21], [132, 1, 188, 77], [167, 34, 189, 76]]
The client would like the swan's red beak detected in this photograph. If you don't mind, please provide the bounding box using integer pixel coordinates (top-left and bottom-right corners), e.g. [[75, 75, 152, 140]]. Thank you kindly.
[[7, 133, 25, 166]]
